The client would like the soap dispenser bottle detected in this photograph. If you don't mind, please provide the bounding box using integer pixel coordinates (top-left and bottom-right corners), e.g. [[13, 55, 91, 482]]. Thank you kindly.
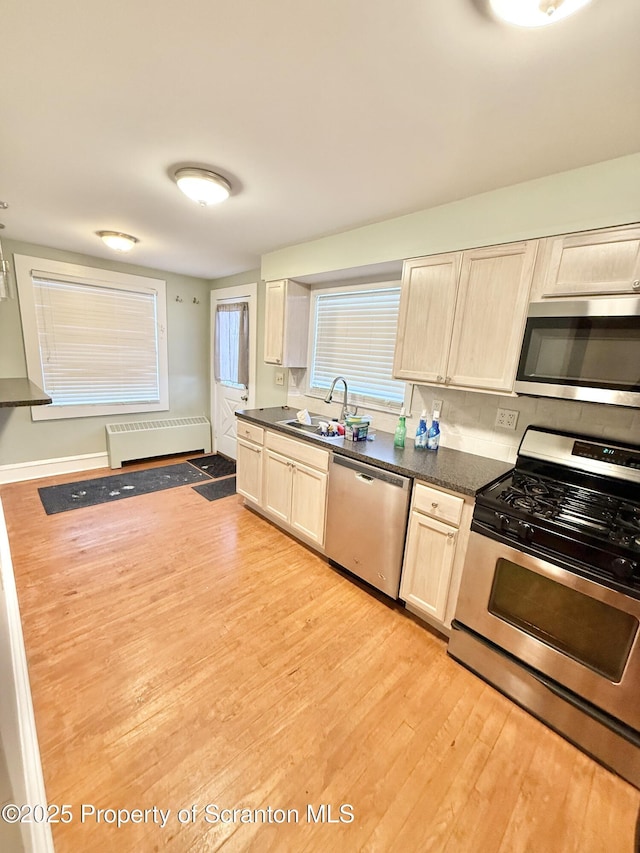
[[414, 409, 428, 449], [394, 407, 407, 448], [427, 406, 441, 451]]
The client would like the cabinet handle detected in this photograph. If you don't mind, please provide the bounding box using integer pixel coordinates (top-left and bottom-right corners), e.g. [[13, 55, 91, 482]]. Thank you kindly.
[[436, 375, 444, 382], [633, 279, 640, 291], [431, 501, 439, 508], [447, 532, 455, 540], [445, 376, 451, 384]]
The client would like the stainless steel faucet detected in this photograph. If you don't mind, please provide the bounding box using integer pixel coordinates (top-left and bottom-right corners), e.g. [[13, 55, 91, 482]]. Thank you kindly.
[[324, 376, 350, 423]]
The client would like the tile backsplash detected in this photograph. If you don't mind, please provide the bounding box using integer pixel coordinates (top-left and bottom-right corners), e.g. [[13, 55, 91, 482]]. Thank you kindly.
[[288, 385, 640, 464]]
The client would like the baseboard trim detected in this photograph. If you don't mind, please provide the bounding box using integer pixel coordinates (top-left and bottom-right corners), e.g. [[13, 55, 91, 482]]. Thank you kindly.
[[0, 500, 54, 852], [0, 452, 109, 485]]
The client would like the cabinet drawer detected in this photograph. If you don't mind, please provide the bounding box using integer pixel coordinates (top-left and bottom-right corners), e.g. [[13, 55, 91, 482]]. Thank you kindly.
[[265, 430, 329, 471], [412, 482, 463, 527], [237, 421, 264, 445]]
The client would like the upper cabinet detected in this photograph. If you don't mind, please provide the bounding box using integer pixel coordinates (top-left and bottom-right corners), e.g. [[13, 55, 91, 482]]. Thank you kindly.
[[393, 241, 537, 393], [264, 279, 310, 367], [532, 223, 640, 299]]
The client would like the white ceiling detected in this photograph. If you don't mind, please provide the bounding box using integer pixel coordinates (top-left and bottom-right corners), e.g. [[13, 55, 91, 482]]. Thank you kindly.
[[1, 0, 639, 280]]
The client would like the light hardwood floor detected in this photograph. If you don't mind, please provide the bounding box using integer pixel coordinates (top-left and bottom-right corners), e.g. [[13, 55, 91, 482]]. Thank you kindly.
[[1, 458, 639, 852]]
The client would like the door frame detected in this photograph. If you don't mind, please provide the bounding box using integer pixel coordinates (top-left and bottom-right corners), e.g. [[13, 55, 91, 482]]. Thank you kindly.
[[210, 282, 258, 454]]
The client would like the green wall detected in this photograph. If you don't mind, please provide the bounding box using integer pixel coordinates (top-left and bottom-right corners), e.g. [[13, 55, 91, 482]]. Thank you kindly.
[[0, 240, 211, 466], [261, 153, 640, 281]]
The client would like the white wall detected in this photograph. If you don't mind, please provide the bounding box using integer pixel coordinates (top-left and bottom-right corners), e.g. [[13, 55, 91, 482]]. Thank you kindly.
[[262, 153, 640, 281], [0, 240, 211, 468], [289, 385, 640, 464]]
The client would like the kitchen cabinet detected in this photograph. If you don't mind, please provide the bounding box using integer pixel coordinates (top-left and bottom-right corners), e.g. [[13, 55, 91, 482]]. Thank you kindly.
[[531, 223, 640, 299], [262, 430, 329, 547], [400, 481, 473, 631], [393, 242, 537, 393], [236, 421, 264, 505], [263, 279, 310, 367]]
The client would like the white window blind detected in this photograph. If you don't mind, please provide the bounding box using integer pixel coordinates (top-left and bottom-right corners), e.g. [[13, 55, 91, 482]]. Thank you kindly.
[[32, 273, 161, 406], [310, 285, 405, 409]]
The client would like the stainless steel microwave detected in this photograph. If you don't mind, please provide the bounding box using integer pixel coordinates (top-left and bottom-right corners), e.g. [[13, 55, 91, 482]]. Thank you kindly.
[[515, 298, 640, 408]]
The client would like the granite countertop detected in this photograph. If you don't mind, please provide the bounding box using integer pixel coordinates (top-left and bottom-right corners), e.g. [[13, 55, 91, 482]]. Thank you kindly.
[[236, 406, 513, 496]]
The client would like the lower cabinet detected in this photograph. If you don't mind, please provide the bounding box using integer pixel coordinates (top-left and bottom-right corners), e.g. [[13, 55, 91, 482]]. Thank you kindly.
[[263, 449, 328, 545], [400, 481, 473, 631], [236, 422, 265, 505], [237, 424, 329, 549]]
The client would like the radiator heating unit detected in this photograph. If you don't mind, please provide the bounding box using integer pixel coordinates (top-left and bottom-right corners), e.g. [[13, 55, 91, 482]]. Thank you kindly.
[[106, 417, 212, 468]]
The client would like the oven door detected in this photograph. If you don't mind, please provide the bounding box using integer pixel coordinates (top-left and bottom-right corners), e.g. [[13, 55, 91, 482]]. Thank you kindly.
[[455, 532, 640, 732]]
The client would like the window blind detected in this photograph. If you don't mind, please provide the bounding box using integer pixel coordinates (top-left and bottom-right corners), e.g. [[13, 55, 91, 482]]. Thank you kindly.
[[32, 275, 161, 406], [310, 286, 405, 408]]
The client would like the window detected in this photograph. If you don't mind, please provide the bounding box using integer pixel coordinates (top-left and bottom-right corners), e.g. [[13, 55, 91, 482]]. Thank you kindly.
[[309, 282, 406, 411], [15, 255, 168, 421], [213, 301, 249, 390]]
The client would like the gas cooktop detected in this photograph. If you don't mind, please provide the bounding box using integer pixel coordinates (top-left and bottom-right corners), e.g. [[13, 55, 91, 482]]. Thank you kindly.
[[473, 427, 640, 594]]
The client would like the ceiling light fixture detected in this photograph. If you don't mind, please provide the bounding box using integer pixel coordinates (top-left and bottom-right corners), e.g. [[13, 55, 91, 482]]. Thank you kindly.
[[172, 167, 231, 206], [489, 0, 593, 27], [96, 231, 139, 253]]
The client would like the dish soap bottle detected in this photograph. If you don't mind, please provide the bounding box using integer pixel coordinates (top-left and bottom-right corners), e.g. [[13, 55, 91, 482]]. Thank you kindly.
[[394, 407, 407, 448], [414, 409, 428, 449], [427, 406, 441, 451]]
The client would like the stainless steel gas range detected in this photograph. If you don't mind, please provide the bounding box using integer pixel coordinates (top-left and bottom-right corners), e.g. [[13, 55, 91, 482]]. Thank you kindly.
[[448, 426, 640, 788]]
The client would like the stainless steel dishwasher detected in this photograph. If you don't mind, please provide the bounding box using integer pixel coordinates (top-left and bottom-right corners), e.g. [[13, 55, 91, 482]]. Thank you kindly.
[[325, 454, 412, 598]]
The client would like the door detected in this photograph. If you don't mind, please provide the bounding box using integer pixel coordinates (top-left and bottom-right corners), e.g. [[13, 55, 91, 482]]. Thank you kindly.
[[393, 254, 461, 383], [447, 242, 537, 392], [263, 449, 293, 523], [236, 438, 263, 505], [400, 511, 457, 623], [455, 532, 640, 731], [264, 280, 285, 364], [290, 461, 328, 546], [211, 284, 257, 460]]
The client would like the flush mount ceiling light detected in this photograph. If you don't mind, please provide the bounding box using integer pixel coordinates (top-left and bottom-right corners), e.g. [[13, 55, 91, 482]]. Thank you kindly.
[[490, 0, 593, 27], [172, 167, 231, 206], [96, 231, 139, 253]]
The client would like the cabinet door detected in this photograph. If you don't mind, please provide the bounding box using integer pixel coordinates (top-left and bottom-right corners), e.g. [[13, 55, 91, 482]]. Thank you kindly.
[[542, 225, 640, 297], [400, 512, 457, 624], [236, 438, 263, 505], [264, 280, 286, 364], [263, 449, 293, 522], [393, 254, 461, 383], [290, 461, 328, 546], [447, 241, 537, 392]]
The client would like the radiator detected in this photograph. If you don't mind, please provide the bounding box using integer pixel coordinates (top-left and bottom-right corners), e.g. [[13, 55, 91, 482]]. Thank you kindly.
[[105, 417, 212, 468]]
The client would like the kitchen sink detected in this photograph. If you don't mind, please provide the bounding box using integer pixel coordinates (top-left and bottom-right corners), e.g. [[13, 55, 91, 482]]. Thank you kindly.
[[276, 418, 342, 440]]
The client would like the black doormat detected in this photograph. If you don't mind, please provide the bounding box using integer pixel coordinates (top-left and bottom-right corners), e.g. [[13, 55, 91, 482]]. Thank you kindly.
[[188, 454, 236, 478], [192, 476, 237, 502], [38, 463, 212, 515]]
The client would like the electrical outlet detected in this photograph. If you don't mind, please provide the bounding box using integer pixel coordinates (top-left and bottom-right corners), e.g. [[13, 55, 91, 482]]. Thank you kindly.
[[275, 371, 284, 386], [495, 407, 519, 430], [432, 399, 443, 415]]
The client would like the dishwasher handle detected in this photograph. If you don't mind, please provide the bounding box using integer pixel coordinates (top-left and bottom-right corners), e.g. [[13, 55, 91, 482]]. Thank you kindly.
[[331, 453, 411, 490]]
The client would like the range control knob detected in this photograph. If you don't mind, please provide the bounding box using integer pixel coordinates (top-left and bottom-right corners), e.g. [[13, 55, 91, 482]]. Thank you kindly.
[[611, 558, 637, 581], [517, 521, 534, 542], [495, 512, 510, 532]]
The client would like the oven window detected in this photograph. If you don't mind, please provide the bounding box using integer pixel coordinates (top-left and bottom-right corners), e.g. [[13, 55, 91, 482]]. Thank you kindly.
[[488, 560, 638, 682], [517, 317, 640, 390]]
